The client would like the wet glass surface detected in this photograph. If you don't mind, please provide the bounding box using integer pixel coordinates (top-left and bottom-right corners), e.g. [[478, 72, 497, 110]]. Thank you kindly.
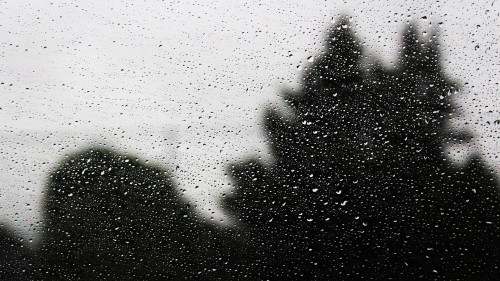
[[0, 1, 499, 280]]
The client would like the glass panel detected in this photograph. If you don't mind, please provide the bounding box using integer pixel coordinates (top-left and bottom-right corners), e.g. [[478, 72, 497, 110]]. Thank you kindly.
[[1, 1, 498, 279]]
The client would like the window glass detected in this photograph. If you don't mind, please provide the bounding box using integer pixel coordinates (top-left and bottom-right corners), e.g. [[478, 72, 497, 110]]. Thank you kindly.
[[0, 1, 499, 279]]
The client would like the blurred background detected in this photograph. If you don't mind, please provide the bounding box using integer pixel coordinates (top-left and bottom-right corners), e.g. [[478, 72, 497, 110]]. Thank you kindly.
[[0, 0, 498, 242]]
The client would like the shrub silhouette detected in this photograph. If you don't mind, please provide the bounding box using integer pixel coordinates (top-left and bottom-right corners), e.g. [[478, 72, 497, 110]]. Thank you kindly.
[[224, 18, 500, 280], [40, 147, 243, 280]]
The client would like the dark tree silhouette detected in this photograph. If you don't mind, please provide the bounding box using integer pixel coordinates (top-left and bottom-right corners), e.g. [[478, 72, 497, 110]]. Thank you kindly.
[[39, 147, 244, 280], [225, 18, 500, 280]]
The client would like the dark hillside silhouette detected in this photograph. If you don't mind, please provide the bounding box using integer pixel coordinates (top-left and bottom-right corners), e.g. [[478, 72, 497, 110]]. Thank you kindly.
[[225, 18, 500, 280], [39, 147, 244, 280]]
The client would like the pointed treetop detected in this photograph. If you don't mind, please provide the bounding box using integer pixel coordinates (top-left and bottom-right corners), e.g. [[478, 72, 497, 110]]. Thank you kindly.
[[401, 23, 422, 69], [400, 23, 442, 73], [303, 16, 362, 95]]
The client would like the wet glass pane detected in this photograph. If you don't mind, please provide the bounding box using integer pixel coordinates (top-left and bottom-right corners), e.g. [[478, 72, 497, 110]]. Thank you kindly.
[[1, 1, 499, 279]]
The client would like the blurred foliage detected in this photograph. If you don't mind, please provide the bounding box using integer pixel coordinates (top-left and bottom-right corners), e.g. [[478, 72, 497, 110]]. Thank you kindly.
[[37, 147, 244, 280], [0, 226, 31, 280], [224, 17, 500, 280]]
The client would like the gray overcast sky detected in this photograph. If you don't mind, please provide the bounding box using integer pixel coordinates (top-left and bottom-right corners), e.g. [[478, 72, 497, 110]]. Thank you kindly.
[[0, 0, 498, 239]]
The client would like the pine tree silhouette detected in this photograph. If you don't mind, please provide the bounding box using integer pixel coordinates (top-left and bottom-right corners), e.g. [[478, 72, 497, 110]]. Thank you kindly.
[[40, 147, 244, 280], [225, 18, 500, 280]]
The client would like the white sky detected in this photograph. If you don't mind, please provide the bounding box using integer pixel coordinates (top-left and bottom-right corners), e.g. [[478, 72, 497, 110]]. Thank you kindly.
[[0, 0, 498, 240]]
